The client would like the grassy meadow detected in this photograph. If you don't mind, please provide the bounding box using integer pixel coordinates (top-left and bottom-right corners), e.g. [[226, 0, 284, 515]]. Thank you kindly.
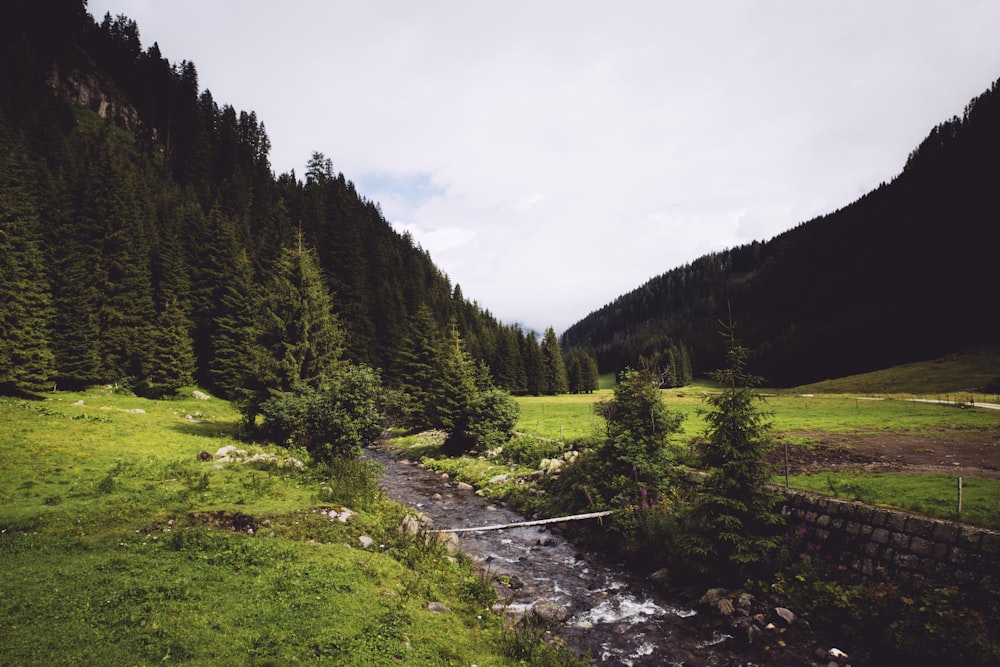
[[510, 359, 1000, 530], [0, 389, 568, 666]]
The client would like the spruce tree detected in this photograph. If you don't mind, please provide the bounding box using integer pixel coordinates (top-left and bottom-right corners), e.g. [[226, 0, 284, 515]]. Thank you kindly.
[[0, 138, 55, 392], [138, 296, 195, 397], [392, 303, 446, 429], [243, 241, 345, 423], [520, 330, 543, 396], [540, 326, 569, 395], [437, 318, 478, 440], [207, 247, 255, 399], [679, 321, 784, 585], [83, 132, 156, 383]]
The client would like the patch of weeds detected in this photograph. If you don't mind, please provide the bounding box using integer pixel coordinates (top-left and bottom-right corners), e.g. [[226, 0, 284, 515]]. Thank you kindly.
[[41, 494, 63, 506], [241, 471, 273, 498], [314, 457, 383, 510], [96, 459, 138, 495], [494, 619, 588, 666], [459, 569, 498, 608], [498, 434, 567, 468], [71, 413, 112, 423]]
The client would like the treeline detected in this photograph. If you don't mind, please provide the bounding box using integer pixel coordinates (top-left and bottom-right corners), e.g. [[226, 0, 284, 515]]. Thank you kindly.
[[0, 1, 599, 398], [563, 77, 1000, 386]]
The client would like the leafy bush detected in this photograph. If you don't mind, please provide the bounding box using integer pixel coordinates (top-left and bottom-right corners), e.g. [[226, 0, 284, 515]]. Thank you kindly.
[[465, 388, 521, 448], [593, 368, 683, 485], [498, 435, 565, 468], [258, 364, 384, 463], [444, 387, 520, 454]]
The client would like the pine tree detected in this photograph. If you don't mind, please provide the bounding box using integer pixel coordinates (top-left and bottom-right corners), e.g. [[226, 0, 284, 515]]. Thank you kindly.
[[81, 132, 156, 383], [243, 241, 345, 422], [207, 247, 255, 399], [679, 320, 784, 585], [437, 318, 478, 438], [392, 303, 446, 429], [540, 326, 569, 395], [138, 296, 195, 397], [0, 137, 55, 392], [520, 330, 543, 396]]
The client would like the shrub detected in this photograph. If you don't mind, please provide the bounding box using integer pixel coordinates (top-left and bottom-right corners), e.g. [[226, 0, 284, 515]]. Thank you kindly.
[[465, 389, 521, 449], [593, 368, 683, 486], [258, 365, 384, 463], [498, 435, 565, 468]]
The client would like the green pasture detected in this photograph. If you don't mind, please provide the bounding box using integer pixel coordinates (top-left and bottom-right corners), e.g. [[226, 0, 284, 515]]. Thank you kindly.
[[0, 390, 567, 666], [780, 472, 1000, 530], [516, 389, 1000, 443], [513, 386, 1000, 528]]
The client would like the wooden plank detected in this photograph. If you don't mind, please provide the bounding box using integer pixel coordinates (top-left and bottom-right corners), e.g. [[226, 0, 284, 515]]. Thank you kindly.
[[428, 510, 614, 533]]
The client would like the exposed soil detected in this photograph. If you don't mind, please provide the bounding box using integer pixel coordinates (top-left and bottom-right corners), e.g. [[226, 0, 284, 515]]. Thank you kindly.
[[768, 427, 1000, 479]]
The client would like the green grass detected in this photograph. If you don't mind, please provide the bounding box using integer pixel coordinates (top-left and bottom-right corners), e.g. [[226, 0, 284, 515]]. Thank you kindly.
[[0, 389, 576, 666], [793, 348, 1000, 396], [506, 387, 1000, 529], [780, 472, 1000, 530]]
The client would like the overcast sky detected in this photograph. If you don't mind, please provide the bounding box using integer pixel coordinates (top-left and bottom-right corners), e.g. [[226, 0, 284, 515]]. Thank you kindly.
[[89, 1, 1000, 333]]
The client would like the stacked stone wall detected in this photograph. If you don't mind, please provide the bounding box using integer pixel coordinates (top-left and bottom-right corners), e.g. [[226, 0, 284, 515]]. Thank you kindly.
[[780, 489, 1000, 595]]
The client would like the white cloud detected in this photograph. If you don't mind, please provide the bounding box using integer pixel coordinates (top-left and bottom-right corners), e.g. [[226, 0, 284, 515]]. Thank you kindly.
[[90, 0, 1000, 332]]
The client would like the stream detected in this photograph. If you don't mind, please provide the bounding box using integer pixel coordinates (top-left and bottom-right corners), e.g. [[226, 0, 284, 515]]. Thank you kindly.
[[367, 445, 792, 666]]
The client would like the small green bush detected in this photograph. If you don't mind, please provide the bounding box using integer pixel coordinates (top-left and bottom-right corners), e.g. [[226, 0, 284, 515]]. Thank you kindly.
[[465, 388, 521, 450], [498, 435, 565, 468], [258, 365, 384, 463]]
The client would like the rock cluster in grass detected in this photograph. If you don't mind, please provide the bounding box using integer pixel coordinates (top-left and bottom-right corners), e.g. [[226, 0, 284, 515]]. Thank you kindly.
[[200, 444, 304, 468]]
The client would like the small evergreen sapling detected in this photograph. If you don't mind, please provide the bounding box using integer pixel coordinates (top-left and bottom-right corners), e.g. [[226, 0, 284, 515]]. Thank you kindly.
[[679, 320, 785, 585]]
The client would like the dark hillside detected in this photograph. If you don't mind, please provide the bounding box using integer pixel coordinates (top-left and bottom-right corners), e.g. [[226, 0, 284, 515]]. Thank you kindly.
[[562, 78, 1000, 386]]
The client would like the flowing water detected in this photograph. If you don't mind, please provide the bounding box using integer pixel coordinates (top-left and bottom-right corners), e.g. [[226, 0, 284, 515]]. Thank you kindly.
[[367, 445, 773, 666]]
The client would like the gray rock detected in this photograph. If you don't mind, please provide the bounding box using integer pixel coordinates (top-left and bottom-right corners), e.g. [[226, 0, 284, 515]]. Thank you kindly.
[[427, 602, 450, 613], [358, 535, 374, 548], [649, 568, 671, 587], [399, 514, 422, 537], [699, 588, 730, 606], [455, 482, 474, 491], [774, 606, 796, 626], [716, 598, 735, 616], [532, 599, 571, 624]]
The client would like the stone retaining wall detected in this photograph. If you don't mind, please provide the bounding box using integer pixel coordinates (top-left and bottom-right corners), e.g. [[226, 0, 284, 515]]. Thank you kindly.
[[780, 489, 1000, 594]]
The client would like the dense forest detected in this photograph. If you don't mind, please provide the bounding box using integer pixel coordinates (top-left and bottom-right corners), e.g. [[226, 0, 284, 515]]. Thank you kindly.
[[0, 1, 599, 399], [562, 76, 1000, 386]]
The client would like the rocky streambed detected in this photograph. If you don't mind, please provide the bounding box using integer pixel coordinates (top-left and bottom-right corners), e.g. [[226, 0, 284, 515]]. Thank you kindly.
[[367, 445, 860, 666]]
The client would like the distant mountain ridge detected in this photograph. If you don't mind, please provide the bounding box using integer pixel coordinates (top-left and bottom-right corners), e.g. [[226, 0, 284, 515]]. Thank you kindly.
[[561, 77, 1000, 387]]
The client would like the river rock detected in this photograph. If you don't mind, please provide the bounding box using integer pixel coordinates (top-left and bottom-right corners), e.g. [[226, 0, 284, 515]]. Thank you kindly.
[[699, 588, 730, 607], [716, 598, 735, 616], [774, 606, 796, 626], [648, 567, 671, 589], [531, 599, 571, 624], [456, 481, 474, 491], [399, 514, 422, 537], [435, 531, 460, 554]]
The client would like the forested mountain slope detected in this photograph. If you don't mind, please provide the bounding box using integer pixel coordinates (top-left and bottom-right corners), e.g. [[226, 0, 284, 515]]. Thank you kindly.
[[562, 77, 1000, 387], [0, 1, 557, 397]]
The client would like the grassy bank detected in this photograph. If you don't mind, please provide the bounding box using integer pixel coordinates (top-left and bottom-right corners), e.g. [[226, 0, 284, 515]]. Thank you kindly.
[[0, 389, 573, 666]]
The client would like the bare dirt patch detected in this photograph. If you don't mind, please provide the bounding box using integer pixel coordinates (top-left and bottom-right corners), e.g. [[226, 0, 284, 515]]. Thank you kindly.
[[769, 428, 1000, 479]]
